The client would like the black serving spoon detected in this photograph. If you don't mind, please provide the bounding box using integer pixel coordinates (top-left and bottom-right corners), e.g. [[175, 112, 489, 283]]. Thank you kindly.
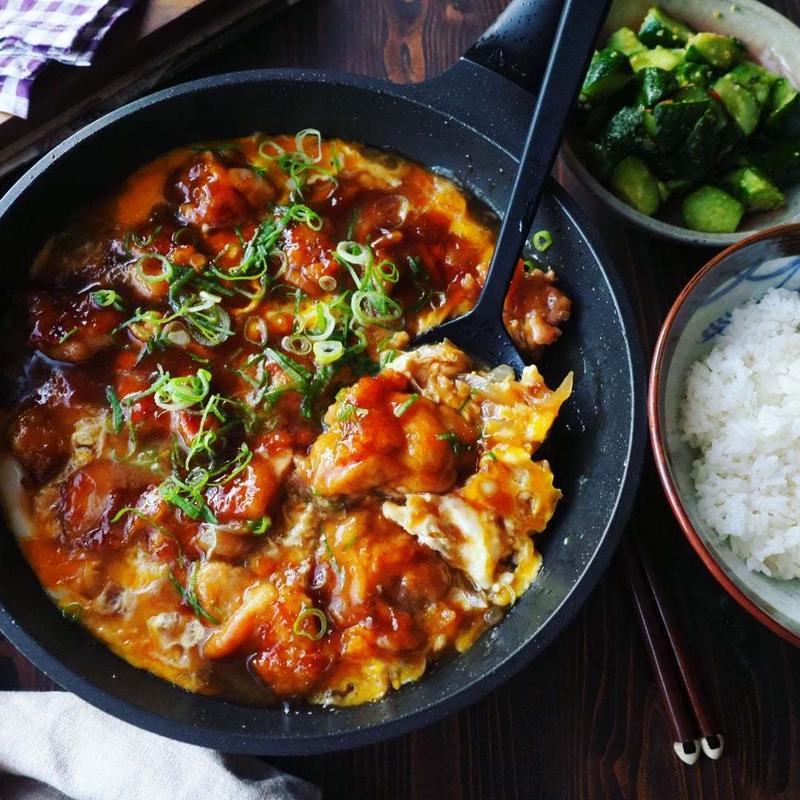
[[414, 0, 612, 371]]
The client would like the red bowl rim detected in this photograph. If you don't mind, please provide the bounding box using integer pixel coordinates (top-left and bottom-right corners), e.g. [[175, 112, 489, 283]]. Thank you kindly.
[[648, 223, 800, 648]]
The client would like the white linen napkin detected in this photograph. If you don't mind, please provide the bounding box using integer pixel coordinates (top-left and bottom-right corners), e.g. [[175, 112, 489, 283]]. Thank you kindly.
[[0, 692, 320, 800]]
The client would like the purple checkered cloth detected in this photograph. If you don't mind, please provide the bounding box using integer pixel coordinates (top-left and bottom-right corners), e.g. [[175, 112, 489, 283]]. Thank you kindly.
[[0, 0, 135, 118]]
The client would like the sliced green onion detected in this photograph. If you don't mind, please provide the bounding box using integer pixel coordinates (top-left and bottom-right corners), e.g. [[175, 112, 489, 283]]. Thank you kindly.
[[159, 473, 218, 524], [321, 532, 342, 576], [313, 340, 344, 365], [318, 275, 337, 292], [293, 606, 328, 640], [376, 260, 400, 283], [303, 304, 336, 341], [269, 249, 288, 279], [265, 347, 311, 386], [258, 138, 285, 160], [244, 315, 268, 345], [250, 516, 272, 535], [351, 290, 403, 326], [58, 328, 77, 344], [61, 602, 83, 622], [163, 322, 191, 347], [336, 240, 372, 267], [295, 128, 323, 163], [169, 563, 219, 624], [436, 430, 473, 456], [532, 229, 553, 253], [346, 209, 359, 241], [135, 253, 174, 284], [394, 393, 419, 417], [153, 369, 212, 411], [121, 366, 170, 405], [286, 204, 323, 231], [91, 289, 125, 310], [379, 348, 398, 367], [182, 293, 233, 346], [105, 386, 124, 433], [281, 334, 312, 355]]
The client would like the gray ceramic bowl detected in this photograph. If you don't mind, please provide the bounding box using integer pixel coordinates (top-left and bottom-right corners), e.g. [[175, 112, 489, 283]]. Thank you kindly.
[[650, 224, 800, 644], [562, 0, 800, 247]]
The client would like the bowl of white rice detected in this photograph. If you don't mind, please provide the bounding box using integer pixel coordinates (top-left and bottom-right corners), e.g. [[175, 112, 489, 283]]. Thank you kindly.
[[650, 224, 800, 645]]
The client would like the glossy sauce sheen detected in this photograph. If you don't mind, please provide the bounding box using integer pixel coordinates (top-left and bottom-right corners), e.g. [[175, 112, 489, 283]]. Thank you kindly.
[[0, 134, 572, 705]]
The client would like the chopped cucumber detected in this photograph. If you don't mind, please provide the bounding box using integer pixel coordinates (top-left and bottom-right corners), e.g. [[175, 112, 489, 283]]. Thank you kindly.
[[682, 186, 744, 232], [638, 7, 695, 48], [726, 60, 777, 106], [721, 166, 785, 210], [675, 61, 713, 89], [611, 156, 661, 215], [765, 78, 800, 135], [679, 103, 738, 176], [630, 47, 685, 73], [581, 49, 633, 103], [607, 27, 646, 57], [586, 141, 617, 182], [740, 138, 800, 187], [713, 74, 760, 135], [674, 85, 710, 103], [650, 99, 709, 149], [601, 107, 657, 155], [637, 67, 678, 106], [576, 8, 800, 234], [685, 32, 746, 71]]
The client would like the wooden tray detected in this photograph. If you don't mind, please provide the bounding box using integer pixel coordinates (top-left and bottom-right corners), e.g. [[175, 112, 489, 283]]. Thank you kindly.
[[0, 0, 300, 179]]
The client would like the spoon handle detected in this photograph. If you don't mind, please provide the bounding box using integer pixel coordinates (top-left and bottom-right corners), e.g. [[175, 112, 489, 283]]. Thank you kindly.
[[471, 0, 611, 323]]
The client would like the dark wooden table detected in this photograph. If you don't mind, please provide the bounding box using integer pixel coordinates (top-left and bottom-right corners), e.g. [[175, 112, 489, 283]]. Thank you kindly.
[[3, 1, 800, 798]]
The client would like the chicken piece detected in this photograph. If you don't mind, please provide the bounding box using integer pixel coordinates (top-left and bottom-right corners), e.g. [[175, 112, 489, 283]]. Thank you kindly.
[[193, 561, 256, 619], [9, 405, 73, 483], [28, 291, 123, 363], [203, 575, 332, 697], [503, 265, 571, 355], [59, 458, 154, 548], [172, 152, 274, 229], [205, 453, 283, 524], [300, 370, 477, 497], [9, 363, 102, 483], [318, 509, 452, 632], [280, 222, 338, 297], [382, 458, 559, 592], [384, 340, 472, 408]]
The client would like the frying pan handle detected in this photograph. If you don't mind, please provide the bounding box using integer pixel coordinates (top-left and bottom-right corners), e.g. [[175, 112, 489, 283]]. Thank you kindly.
[[462, 0, 568, 96]]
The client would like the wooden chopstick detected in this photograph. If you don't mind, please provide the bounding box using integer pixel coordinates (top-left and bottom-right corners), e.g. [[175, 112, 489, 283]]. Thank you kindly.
[[634, 540, 724, 760], [620, 539, 701, 765]]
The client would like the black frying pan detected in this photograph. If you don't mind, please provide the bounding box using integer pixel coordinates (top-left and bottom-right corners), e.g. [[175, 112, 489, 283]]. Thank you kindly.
[[0, 0, 646, 755]]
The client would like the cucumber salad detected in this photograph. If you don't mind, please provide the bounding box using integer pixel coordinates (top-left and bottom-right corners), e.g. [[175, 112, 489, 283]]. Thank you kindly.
[[575, 6, 800, 233]]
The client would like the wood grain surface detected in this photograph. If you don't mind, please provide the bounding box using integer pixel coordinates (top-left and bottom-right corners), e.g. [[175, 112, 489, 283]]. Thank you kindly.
[[3, 1, 800, 798]]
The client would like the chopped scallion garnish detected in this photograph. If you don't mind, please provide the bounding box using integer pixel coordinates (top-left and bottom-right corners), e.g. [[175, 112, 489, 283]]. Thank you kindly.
[[394, 394, 419, 417], [105, 386, 124, 433], [436, 430, 473, 456], [292, 606, 328, 640], [532, 229, 553, 253], [90, 289, 125, 310], [169, 562, 219, 624]]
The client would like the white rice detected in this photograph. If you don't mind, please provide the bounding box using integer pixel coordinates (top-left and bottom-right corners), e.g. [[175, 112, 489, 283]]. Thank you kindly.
[[680, 287, 800, 579]]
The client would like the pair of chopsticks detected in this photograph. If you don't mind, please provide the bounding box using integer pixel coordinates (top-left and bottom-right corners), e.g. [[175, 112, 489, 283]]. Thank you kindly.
[[621, 538, 723, 765]]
